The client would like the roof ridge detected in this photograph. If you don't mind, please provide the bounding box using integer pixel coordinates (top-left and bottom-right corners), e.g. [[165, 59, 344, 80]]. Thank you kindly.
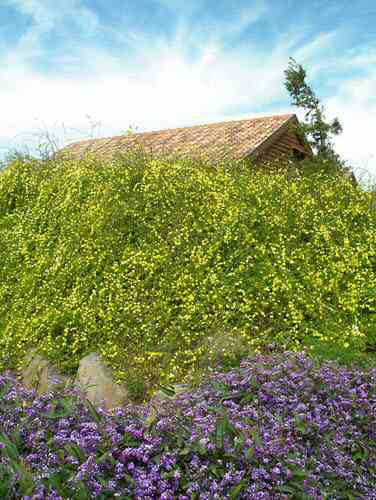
[[60, 113, 302, 162], [69, 113, 295, 146], [128, 113, 295, 137]]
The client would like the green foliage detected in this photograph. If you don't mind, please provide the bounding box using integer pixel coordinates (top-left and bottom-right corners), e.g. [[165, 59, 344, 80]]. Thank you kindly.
[[284, 57, 344, 166], [0, 151, 375, 400]]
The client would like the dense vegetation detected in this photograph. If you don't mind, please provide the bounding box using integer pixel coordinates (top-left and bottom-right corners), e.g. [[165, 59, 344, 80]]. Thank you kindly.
[[0, 151, 375, 401], [0, 150, 375, 497], [0, 351, 375, 498]]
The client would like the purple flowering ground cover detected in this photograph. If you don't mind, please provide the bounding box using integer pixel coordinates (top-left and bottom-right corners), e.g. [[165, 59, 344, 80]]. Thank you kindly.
[[0, 351, 375, 499]]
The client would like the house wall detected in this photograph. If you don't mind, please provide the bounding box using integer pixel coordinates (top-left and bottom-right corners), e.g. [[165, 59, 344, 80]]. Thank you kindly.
[[256, 128, 310, 164]]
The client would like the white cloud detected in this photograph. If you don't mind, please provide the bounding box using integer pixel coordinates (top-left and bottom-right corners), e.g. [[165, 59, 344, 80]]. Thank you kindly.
[[325, 70, 376, 182], [0, 45, 287, 152], [293, 31, 338, 64], [0, 2, 293, 155], [1, 1, 375, 187]]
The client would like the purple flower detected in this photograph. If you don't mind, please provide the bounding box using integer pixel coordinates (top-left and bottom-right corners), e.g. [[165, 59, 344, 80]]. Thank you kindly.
[[0, 352, 374, 498]]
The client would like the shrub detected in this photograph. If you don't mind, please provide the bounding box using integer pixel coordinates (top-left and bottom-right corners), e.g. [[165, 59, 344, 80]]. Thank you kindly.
[[0, 152, 375, 398]]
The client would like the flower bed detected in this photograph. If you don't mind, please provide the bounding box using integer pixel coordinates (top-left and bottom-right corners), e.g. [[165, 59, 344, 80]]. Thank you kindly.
[[0, 351, 375, 499]]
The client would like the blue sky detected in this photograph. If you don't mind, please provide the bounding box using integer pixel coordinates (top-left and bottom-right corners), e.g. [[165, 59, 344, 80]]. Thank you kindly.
[[1, 0, 375, 181]]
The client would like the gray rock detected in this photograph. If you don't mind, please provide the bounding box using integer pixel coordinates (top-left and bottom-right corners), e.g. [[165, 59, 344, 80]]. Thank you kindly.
[[14, 348, 193, 419], [21, 348, 75, 395], [75, 352, 129, 411]]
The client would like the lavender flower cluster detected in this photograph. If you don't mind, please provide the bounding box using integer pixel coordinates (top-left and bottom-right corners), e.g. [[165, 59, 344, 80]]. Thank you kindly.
[[0, 351, 375, 499]]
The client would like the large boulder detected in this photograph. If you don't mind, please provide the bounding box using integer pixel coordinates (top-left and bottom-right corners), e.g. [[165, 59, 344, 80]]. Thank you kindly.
[[21, 348, 76, 395], [74, 352, 130, 412]]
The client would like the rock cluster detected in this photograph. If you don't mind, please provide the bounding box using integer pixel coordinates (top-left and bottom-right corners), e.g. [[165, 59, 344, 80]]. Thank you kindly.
[[11, 348, 187, 417]]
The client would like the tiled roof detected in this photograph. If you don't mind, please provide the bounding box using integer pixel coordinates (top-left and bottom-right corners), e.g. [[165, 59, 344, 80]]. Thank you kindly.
[[60, 114, 297, 162]]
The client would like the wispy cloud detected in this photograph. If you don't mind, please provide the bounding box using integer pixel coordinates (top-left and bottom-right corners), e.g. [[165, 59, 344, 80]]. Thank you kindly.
[[1, 0, 375, 179], [3, 0, 99, 61], [325, 67, 376, 182]]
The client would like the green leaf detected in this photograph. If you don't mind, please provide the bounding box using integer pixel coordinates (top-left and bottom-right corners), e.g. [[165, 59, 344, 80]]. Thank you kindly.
[[85, 397, 103, 424], [159, 385, 176, 397], [0, 433, 20, 462], [224, 418, 237, 438], [209, 465, 224, 478], [96, 450, 116, 465], [240, 393, 255, 404], [0, 380, 12, 398], [178, 447, 192, 457], [124, 473, 136, 486], [162, 469, 178, 480], [220, 390, 248, 402], [292, 467, 307, 478], [9, 431, 23, 451], [0, 463, 14, 498], [64, 443, 86, 464], [249, 428, 263, 446], [234, 435, 246, 452], [6, 457, 36, 496], [278, 485, 295, 494], [122, 435, 140, 447], [45, 470, 72, 497], [44, 397, 76, 420], [75, 480, 92, 500], [229, 480, 248, 499], [290, 479, 305, 491], [145, 406, 157, 428], [296, 420, 308, 433], [215, 418, 226, 450]]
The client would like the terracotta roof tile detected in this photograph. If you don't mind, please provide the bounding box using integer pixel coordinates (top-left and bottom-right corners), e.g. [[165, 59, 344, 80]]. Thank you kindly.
[[60, 114, 296, 162]]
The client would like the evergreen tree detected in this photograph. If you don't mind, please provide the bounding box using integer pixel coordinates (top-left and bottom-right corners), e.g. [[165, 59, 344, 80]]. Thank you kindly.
[[284, 57, 344, 166]]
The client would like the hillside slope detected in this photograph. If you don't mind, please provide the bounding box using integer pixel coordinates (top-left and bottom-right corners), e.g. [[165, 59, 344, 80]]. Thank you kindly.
[[0, 152, 375, 398]]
